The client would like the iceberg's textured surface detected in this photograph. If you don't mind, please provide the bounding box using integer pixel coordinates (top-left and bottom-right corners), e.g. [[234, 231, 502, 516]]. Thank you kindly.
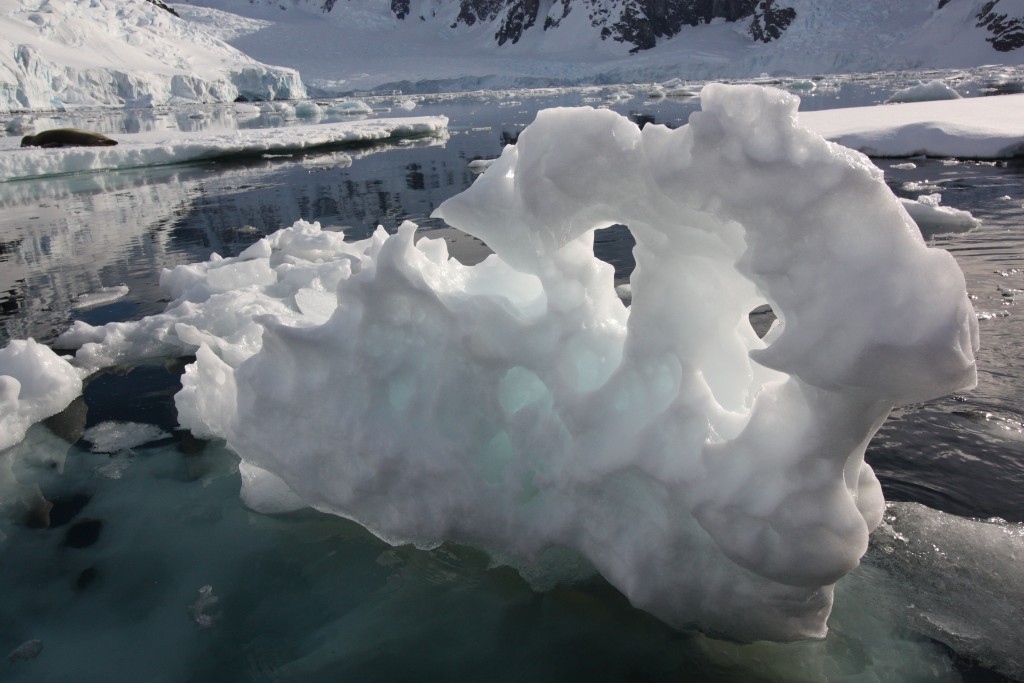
[[54, 85, 978, 641]]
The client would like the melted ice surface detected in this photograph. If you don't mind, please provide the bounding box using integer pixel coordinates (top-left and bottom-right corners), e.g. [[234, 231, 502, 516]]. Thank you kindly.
[[50, 84, 978, 641]]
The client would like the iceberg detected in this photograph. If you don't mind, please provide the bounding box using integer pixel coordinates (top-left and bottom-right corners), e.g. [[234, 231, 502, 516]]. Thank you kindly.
[[48, 84, 978, 641]]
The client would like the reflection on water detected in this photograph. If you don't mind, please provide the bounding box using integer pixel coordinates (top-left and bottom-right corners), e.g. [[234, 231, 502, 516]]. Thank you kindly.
[[1, 67, 1024, 681]]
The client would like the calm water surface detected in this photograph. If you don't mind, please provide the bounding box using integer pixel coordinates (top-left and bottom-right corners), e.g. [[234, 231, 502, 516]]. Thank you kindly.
[[1, 67, 1022, 681]]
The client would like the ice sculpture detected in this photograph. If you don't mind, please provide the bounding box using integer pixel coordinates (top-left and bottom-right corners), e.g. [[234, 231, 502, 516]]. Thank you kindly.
[[61, 84, 977, 641]]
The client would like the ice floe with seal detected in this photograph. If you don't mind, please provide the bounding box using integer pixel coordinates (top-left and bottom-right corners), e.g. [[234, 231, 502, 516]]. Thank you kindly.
[[0, 117, 449, 182], [30, 84, 980, 644]]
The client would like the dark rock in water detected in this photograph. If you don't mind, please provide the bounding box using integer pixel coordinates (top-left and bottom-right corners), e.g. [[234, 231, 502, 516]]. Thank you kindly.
[[43, 395, 88, 444], [178, 430, 208, 456], [20, 128, 118, 148], [7, 639, 43, 663], [63, 518, 103, 548], [75, 566, 100, 591], [48, 493, 92, 528], [6, 484, 54, 529]]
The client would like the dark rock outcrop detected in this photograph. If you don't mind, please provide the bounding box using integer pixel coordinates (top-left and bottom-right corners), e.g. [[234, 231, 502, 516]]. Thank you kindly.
[[319, 0, 793, 52], [976, 0, 1024, 52], [748, 0, 796, 43]]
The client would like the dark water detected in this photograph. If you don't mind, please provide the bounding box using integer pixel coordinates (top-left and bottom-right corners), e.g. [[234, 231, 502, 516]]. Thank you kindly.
[[1, 70, 1023, 681]]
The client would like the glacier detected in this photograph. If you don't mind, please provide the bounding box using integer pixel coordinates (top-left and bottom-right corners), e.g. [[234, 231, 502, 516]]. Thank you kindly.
[[38, 84, 980, 641]]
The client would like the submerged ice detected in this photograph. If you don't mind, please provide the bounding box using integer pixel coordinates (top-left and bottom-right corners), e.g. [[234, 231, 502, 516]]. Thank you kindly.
[[42, 85, 978, 641]]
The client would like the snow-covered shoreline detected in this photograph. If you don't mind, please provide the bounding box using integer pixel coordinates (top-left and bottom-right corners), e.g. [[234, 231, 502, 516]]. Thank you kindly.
[[800, 93, 1024, 159]]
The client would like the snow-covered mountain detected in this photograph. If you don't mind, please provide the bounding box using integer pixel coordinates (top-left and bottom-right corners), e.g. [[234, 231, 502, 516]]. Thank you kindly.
[[1, 0, 1021, 111], [174, 0, 1024, 95], [0, 0, 305, 113]]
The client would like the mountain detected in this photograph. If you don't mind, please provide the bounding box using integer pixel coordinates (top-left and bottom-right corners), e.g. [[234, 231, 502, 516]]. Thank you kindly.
[[176, 0, 1024, 95], [0, 0, 305, 113], [1, 0, 1021, 112]]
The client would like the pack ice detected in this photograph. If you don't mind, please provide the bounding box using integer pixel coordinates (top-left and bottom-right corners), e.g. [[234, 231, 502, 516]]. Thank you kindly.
[[53, 84, 978, 641]]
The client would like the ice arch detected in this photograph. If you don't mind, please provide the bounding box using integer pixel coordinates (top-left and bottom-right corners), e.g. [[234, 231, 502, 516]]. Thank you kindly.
[[177, 84, 977, 641]]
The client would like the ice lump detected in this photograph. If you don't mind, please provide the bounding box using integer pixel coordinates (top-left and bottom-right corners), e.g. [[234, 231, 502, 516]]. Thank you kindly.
[[65, 84, 978, 642]]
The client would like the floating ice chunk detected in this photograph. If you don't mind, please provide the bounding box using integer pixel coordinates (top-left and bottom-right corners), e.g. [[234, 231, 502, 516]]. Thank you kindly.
[[0, 339, 81, 452], [142, 84, 975, 642], [327, 100, 373, 116], [69, 285, 130, 311], [44, 85, 978, 642], [188, 585, 221, 628], [900, 194, 980, 238], [866, 502, 1024, 680], [7, 639, 43, 663], [468, 158, 496, 172], [396, 99, 417, 111], [885, 80, 962, 104], [293, 101, 322, 119], [82, 421, 171, 453]]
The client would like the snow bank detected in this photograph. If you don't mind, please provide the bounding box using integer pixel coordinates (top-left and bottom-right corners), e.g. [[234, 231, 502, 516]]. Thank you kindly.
[[800, 93, 1024, 158], [0, 116, 448, 181], [0, 339, 82, 452], [0, 0, 304, 113]]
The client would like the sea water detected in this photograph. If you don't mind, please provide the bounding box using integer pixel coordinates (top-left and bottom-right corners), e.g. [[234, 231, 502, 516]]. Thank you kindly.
[[1, 68, 1022, 681]]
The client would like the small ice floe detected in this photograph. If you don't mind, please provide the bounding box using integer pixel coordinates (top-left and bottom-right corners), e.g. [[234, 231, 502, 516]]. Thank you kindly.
[[889, 162, 917, 170], [93, 453, 134, 480], [885, 80, 962, 104], [5, 116, 33, 134], [69, 285, 129, 311], [977, 310, 1010, 320], [327, 100, 372, 116], [999, 286, 1022, 301], [82, 421, 171, 453], [293, 101, 322, 119], [8, 639, 43, 663], [658, 78, 697, 97], [952, 409, 1024, 439], [902, 180, 943, 193], [901, 193, 980, 238], [605, 90, 633, 103], [188, 585, 221, 628], [301, 151, 352, 170], [467, 158, 495, 173], [396, 99, 417, 111]]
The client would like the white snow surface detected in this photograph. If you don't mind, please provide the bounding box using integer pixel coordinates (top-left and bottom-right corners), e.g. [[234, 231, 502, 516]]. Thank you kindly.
[[0, 116, 448, 181], [0, 0, 305, 113], [45, 84, 978, 641], [800, 93, 1024, 159]]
